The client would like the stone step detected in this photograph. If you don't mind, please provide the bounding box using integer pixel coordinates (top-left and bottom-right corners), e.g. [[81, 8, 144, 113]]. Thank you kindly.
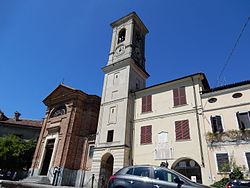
[[22, 176, 51, 185]]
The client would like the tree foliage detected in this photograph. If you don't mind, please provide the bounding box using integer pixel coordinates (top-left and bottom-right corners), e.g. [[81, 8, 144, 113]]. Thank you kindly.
[[0, 135, 37, 170]]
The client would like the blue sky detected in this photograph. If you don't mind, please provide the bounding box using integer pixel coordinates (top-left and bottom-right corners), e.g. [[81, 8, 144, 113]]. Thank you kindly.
[[0, 1, 249, 120]]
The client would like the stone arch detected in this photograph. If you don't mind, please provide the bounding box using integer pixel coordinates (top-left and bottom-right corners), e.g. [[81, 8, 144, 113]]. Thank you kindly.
[[171, 157, 202, 184], [49, 105, 67, 118], [98, 153, 114, 188], [118, 28, 126, 44]]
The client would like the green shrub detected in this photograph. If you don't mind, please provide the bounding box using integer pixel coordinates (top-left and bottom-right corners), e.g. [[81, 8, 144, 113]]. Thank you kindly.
[[229, 167, 243, 179], [211, 178, 229, 188]]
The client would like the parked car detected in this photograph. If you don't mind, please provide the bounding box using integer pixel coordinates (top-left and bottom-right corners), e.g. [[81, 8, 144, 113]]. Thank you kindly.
[[0, 169, 28, 181], [108, 165, 210, 188], [226, 179, 250, 188]]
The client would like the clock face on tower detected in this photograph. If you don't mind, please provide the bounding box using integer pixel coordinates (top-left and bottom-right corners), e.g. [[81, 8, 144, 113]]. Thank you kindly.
[[115, 45, 125, 57]]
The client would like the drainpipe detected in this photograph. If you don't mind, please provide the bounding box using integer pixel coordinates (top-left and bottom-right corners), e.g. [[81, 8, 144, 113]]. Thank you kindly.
[[130, 91, 136, 166], [191, 76, 205, 167]]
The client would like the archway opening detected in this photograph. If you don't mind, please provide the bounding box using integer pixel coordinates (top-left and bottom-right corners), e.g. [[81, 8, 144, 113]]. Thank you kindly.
[[40, 139, 55, 175], [118, 28, 126, 44], [99, 153, 114, 188], [172, 158, 202, 184]]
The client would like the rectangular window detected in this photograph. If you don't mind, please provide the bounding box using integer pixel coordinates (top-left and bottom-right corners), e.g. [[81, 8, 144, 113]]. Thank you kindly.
[[142, 95, 152, 113], [107, 130, 114, 142], [88, 145, 94, 159], [246, 152, 250, 170], [113, 72, 119, 85], [175, 120, 190, 141], [109, 106, 117, 124], [141, 125, 152, 144], [216, 153, 230, 172], [210, 116, 223, 133], [173, 87, 187, 106], [237, 112, 250, 130]]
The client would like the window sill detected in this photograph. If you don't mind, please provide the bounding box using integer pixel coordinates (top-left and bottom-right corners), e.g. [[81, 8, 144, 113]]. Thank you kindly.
[[140, 142, 152, 145], [141, 111, 153, 115], [173, 104, 188, 108], [175, 139, 191, 142]]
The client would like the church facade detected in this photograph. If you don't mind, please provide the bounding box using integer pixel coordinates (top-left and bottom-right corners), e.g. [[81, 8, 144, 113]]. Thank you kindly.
[[30, 12, 250, 187]]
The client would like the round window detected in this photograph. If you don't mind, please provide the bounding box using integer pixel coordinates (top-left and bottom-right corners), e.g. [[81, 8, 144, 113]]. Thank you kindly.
[[232, 93, 242, 98], [208, 98, 217, 103]]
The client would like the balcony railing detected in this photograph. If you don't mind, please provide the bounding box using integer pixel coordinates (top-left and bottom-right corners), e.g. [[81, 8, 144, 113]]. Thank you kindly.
[[206, 129, 250, 146]]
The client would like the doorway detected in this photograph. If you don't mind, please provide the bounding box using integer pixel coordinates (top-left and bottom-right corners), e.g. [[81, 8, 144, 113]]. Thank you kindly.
[[40, 139, 55, 175], [172, 158, 202, 183], [99, 153, 114, 188]]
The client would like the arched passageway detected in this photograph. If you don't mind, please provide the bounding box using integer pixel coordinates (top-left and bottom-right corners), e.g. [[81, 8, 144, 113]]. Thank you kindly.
[[172, 158, 202, 184], [98, 153, 114, 188]]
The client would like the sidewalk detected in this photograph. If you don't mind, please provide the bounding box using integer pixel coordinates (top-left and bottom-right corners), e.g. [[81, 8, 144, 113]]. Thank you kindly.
[[0, 180, 93, 188]]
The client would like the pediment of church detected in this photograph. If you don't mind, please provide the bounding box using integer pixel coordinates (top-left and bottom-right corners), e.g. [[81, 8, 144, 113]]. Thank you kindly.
[[43, 84, 82, 106]]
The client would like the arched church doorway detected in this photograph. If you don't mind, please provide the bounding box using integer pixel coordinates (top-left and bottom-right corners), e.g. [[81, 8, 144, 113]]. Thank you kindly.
[[99, 153, 114, 188], [172, 158, 202, 184]]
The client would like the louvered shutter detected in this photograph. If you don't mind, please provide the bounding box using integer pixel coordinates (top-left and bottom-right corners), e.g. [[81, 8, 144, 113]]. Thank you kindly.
[[141, 126, 145, 143], [175, 121, 182, 140], [179, 87, 187, 105], [142, 96, 147, 113], [141, 125, 152, 144], [175, 120, 190, 140], [173, 88, 179, 106], [182, 120, 190, 139], [147, 95, 152, 112]]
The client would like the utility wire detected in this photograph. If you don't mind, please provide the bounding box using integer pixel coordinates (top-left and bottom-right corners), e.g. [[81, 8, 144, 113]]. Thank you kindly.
[[215, 16, 250, 87]]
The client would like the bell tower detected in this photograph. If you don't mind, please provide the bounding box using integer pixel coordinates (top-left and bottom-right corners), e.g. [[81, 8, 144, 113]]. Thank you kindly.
[[108, 12, 148, 69], [91, 12, 149, 187]]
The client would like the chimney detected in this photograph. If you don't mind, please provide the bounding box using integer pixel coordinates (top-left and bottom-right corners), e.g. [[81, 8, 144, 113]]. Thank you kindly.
[[14, 111, 21, 121], [0, 110, 8, 121]]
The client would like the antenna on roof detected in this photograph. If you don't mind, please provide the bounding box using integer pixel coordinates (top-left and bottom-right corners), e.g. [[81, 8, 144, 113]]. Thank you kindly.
[[61, 78, 65, 84]]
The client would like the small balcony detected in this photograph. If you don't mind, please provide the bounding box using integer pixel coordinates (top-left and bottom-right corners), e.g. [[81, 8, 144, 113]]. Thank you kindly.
[[206, 129, 250, 146]]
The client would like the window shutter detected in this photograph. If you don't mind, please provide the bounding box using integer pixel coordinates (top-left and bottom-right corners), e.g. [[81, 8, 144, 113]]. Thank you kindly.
[[179, 87, 187, 105], [236, 112, 250, 130], [175, 121, 182, 140], [173, 88, 179, 106], [147, 95, 152, 112], [141, 126, 145, 143], [141, 125, 152, 144], [142, 96, 147, 113], [210, 116, 217, 133], [182, 120, 190, 139], [175, 120, 190, 140], [216, 116, 223, 133], [142, 95, 152, 113], [145, 126, 152, 143]]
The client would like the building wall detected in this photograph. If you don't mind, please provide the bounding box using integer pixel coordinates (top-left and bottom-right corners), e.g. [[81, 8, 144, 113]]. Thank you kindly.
[[133, 76, 212, 185], [0, 124, 41, 140], [202, 84, 250, 182], [31, 87, 100, 186]]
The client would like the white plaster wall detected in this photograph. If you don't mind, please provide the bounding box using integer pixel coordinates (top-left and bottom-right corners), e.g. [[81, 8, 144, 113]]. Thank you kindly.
[[133, 76, 212, 185], [202, 84, 250, 182]]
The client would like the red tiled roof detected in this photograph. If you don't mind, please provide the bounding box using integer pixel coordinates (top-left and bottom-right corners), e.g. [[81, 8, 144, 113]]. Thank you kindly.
[[0, 118, 42, 127]]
